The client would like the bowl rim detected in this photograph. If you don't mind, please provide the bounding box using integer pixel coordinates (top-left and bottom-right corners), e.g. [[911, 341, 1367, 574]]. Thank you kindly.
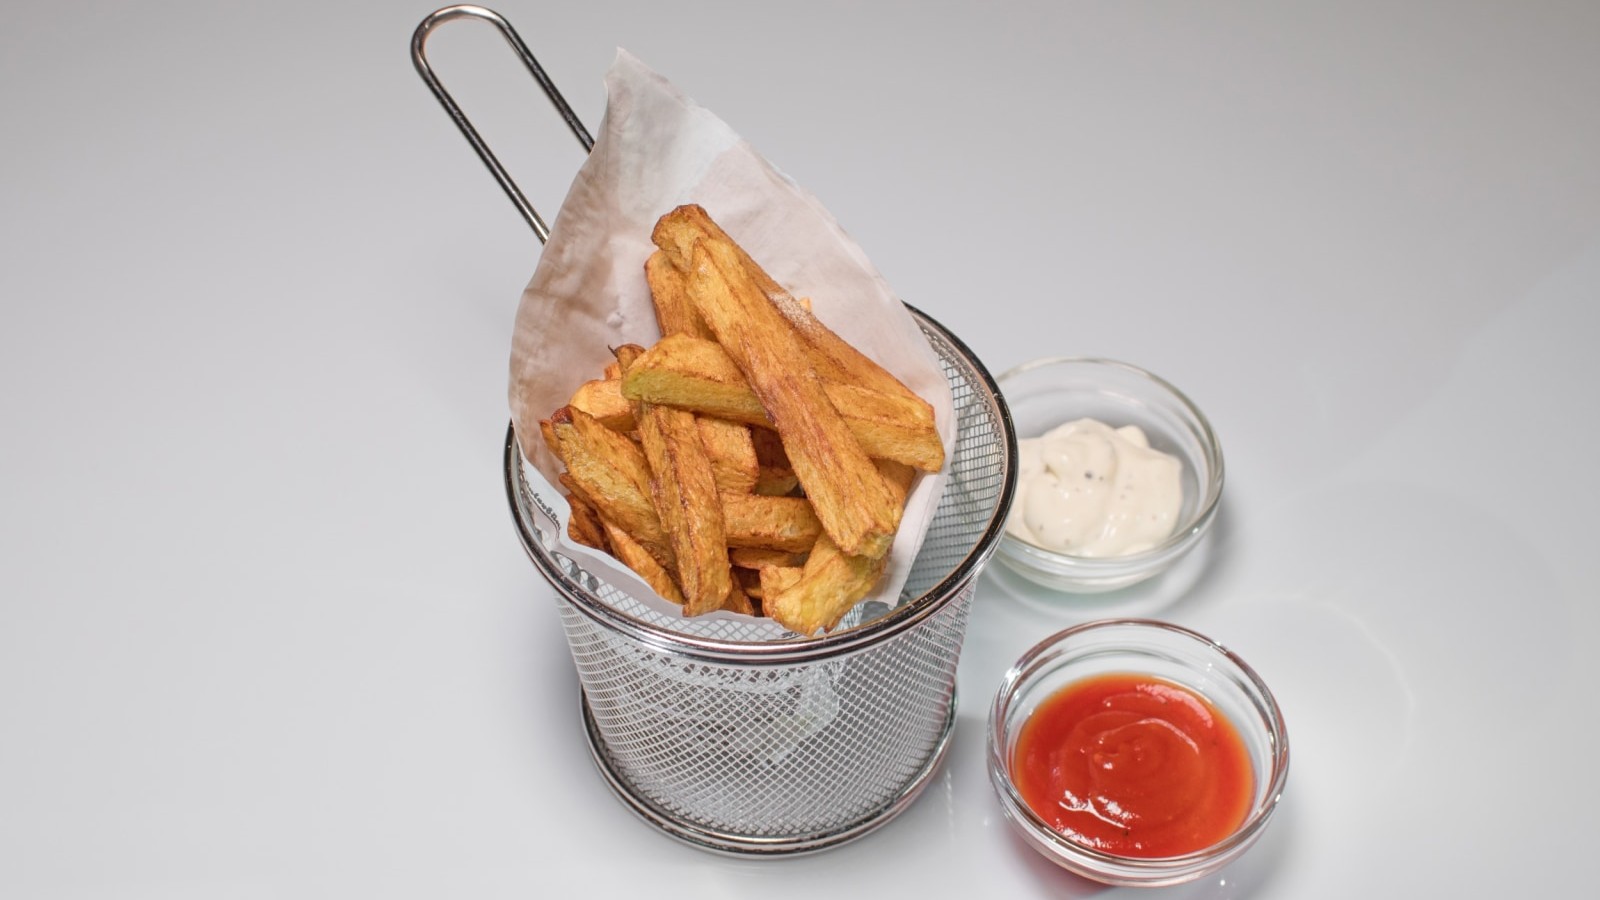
[[994, 356, 1225, 570], [986, 617, 1291, 882]]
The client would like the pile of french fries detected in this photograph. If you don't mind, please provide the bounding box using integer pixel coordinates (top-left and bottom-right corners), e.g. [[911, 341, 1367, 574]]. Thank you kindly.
[[539, 205, 944, 636]]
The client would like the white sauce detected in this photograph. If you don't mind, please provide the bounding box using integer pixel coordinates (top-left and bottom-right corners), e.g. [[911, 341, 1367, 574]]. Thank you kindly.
[[1006, 418, 1183, 558]]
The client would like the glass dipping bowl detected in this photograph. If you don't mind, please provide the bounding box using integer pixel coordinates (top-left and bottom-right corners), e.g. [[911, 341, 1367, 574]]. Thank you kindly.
[[994, 357, 1223, 593], [987, 619, 1290, 887]]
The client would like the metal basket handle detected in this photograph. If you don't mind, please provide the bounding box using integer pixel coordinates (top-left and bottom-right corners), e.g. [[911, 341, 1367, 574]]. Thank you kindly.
[[411, 4, 594, 244]]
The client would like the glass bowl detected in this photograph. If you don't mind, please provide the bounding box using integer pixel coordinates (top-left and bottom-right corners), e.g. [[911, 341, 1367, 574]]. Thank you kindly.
[[987, 619, 1290, 887], [993, 357, 1223, 593]]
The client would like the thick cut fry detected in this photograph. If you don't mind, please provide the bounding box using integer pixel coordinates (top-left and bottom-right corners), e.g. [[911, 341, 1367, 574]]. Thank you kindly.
[[637, 402, 731, 616], [544, 204, 938, 626], [569, 378, 636, 432], [623, 333, 942, 472], [755, 465, 800, 497], [565, 493, 609, 553], [544, 407, 674, 570], [820, 383, 943, 472], [728, 546, 808, 570], [764, 461, 917, 635], [651, 204, 932, 423], [557, 472, 593, 509], [758, 565, 805, 602], [601, 516, 685, 606], [646, 249, 713, 339], [680, 237, 901, 556], [612, 342, 647, 372], [721, 494, 822, 553], [697, 417, 758, 495], [768, 292, 934, 419], [751, 429, 799, 494], [720, 579, 757, 616], [622, 333, 769, 425]]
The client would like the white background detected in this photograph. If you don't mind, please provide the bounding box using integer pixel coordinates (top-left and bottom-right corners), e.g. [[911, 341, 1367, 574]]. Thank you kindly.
[[4, 1, 1597, 897]]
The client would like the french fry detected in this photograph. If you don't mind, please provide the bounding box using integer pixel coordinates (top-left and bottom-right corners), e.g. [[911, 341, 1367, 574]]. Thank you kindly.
[[697, 416, 758, 495], [755, 465, 800, 497], [764, 461, 917, 635], [612, 342, 648, 372], [721, 493, 821, 553], [637, 401, 732, 616], [820, 382, 943, 472], [557, 471, 591, 507], [621, 333, 769, 426], [566, 493, 610, 553], [544, 407, 674, 570], [728, 546, 808, 570], [758, 565, 805, 602], [732, 567, 769, 615], [646, 249, 713, 339], [651, 204, 933, 426], [569, 378, 636, 432], [720, 579, 757, 616], [623, 333, 942, 472], [767, 292, 935, 422], [542, 204, 936, 629], [601, 515, 685, 606], [681, 235, 902, 558]]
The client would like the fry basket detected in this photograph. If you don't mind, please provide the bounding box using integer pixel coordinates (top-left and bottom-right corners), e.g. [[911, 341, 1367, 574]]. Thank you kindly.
[[413, 5, 1017, 856]]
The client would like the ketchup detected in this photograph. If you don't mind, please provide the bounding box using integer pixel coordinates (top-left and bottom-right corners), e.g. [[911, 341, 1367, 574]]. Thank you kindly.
[[1011, 672, 1253, 858]]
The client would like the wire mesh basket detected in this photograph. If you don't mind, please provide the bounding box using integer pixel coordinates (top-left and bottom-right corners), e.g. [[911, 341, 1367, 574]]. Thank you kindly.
[[416, 5, 1017, 855]]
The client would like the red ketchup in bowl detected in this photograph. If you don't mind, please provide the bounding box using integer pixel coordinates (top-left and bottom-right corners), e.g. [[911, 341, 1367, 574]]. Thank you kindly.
[[1011, 673, 1254, 858]]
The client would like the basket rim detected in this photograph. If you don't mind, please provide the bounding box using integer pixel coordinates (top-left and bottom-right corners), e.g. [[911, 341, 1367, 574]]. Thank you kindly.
[[503, 304, 1017, 665]]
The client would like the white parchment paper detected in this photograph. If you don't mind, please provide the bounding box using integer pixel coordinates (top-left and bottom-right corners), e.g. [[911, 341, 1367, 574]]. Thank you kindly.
[[508, 50, 953, 630]]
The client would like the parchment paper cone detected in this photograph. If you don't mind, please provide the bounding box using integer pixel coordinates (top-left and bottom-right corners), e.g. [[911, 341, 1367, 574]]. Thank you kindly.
[[509, 50, 954, 632]]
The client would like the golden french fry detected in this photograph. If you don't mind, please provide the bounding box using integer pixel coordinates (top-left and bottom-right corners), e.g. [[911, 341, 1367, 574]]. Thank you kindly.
[[754, 465, 800, 497], [637, 401, 732, 616], [681, 236, 901, 558], [612, 342, 648, 372], [569, 378, 636, 432], [732, 565, 764, 599], [720, 578, 757, 616], [646, 249, 714, 339], [721, 493, 823, 553], [758, 565, 805, 602], [558, 472, 593, 509], [544, 205, 936, 626], [697, 416, 758, 495], [728, 546, 809, 570], [767, 291, 935, 421], [621, 333, 769, 426], [545, 407, 674, 570], [624, 333, 941, 472], [566, 492, 610, 553], [821, 382, 943, 472], [601, 515, 685, 606], [651, 204, 931, 423], [764, 461, 917, 635]]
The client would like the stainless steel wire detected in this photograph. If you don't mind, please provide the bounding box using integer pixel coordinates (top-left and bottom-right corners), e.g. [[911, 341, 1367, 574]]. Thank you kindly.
[[416, 5, 1017, 855]]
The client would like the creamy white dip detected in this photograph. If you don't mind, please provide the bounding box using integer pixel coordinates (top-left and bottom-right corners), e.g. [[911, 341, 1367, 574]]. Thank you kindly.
[[1006, 418, 1183, 557]]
